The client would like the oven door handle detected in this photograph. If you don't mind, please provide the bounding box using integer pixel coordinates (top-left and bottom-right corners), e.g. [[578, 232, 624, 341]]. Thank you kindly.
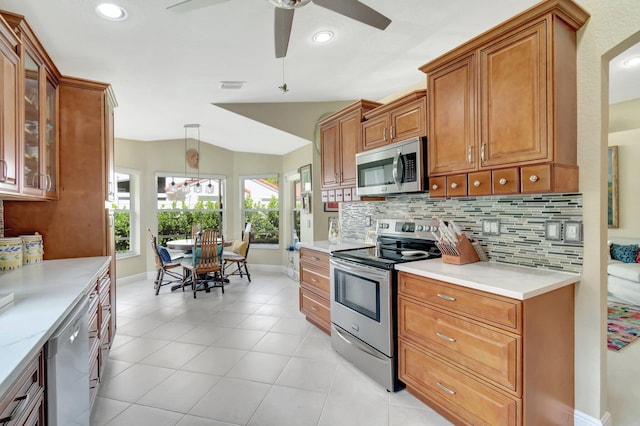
[[333, 325, 388, 361], [330, 258, 389, 282]]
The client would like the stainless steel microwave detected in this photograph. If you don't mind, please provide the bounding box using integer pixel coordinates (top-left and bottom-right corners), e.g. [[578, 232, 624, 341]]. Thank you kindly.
[[355, 137, 427, 196]]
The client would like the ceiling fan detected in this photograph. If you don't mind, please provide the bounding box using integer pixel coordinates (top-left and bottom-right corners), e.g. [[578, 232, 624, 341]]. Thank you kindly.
[[166, 0, 392, 58]]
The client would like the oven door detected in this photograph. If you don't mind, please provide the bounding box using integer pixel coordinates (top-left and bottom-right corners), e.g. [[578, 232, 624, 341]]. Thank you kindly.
[[330, 257, 392, 356]]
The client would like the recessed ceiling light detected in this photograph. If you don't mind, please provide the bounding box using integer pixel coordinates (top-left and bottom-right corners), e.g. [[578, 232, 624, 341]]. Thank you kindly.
[[622, 56, 640, 68], [96, 3, 128, 21], [312, 30, 334, 44]]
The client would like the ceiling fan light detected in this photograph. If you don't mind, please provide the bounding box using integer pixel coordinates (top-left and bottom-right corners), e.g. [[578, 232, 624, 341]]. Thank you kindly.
[[268, 0, 311, 10], [96, 3, 128, 20], [312, 30, 334, 44], [622, 56, 640, 68]]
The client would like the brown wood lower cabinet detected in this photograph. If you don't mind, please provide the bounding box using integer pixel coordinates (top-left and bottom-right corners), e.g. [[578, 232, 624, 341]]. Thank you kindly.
[[0, 350, 45, 426], [299, 247, 331, 335], [397, 271, 575, 426], [88, 263, 113, 410]]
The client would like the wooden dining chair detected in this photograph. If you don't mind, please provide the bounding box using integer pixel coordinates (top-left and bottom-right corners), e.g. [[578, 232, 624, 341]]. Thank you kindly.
[[181, 229, 224, 298], [147, 228, 184, 295], [223, 229, 251, 282]]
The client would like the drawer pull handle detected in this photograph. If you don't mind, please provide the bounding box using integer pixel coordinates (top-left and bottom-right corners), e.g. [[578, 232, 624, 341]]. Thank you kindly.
[[311, 257, 320, 261], [436, 332, 456, 343], [499, 178, 507, 185], [310, 278, 318, 283], [529, 175, 539, 182], [436, 382, 456, 395], [467, 146, 472, 163], [450, 182, 458, 189], [431, 184, 439, 190], [311, 306, 318, 311], [473, 180, 480, 187], [436, 293, 456, 301]]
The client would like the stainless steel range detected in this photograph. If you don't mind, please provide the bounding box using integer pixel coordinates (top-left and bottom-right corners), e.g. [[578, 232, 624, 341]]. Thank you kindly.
[[330, 219, 441, 392]]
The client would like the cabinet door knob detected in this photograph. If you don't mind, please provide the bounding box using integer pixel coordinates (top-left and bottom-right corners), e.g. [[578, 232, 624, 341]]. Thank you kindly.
[[432, 184, 439, 190], [450, 182, 458, 189], [499, 178, 507, 185], [473, 180, 481, 187], [529, 175, 539, 182]]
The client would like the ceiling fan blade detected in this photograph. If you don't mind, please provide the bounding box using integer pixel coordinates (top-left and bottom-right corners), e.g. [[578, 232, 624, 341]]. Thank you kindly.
[[274, 8, 295, 59], [313, 0, 391, 30], [166, 0, 231, 13]]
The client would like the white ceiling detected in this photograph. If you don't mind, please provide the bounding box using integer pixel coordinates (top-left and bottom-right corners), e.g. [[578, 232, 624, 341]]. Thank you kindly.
[[0, 0, 635, 155]]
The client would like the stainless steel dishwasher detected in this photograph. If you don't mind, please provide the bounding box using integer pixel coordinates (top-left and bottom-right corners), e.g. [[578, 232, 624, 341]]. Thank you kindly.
[[46, 296, 90, 425]]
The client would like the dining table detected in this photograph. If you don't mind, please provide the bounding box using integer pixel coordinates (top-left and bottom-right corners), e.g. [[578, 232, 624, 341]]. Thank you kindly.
[[164, 238, 231, 291]]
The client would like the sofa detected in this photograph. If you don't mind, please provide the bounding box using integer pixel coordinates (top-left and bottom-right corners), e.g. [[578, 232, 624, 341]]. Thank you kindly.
[[608, 237, 640, 306]]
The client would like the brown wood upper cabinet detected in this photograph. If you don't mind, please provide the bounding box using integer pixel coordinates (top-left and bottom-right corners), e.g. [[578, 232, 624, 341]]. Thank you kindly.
[[420, 0, 589, 196], [1, 11, 60, 200], [361, 90, 427, 151], [0, 17, 20, 196], [318, 100, 381, 190]]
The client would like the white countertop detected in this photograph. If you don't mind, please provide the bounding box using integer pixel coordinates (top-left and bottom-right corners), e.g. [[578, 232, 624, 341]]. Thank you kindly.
[[299, 240, 373, 254], [396, 258, 580, 300], [0, 256, 111, 398]]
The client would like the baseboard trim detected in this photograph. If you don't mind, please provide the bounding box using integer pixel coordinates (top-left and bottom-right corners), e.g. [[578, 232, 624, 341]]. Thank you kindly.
[[574, 410, 612, 426], [118, 273, 149, 285]]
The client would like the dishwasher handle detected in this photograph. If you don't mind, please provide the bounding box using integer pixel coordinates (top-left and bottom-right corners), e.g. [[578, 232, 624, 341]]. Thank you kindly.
[[46, 296, 89, 359]]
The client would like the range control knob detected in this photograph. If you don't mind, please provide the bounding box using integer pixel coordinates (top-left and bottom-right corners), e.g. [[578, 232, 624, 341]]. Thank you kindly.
[[416, 225, 424, 232], [430, 225, 439, 232]]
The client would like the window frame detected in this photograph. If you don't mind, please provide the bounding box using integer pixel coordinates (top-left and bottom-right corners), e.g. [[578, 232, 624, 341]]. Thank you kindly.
[[114, 168, 140, 259], [241, 174, 281, 249]]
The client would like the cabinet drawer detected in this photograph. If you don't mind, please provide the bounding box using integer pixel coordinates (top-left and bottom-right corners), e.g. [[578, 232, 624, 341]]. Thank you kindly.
[[468, 171, 491, 196], [0, 350, 44, 425], [399, 340, 520, 426], [428, 176, 446, 198], [398, 272, 521, 331], [446, 174, 468, 197], [492, 168, 519, 195], [300, 288, 330, 327], [399, 296, 520, 393], [520, 164, 551, 193], [300, 266, 330, 299], [299, 248, 330, 271]]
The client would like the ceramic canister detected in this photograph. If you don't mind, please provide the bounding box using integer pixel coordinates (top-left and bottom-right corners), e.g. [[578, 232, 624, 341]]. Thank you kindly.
[[20, 234, 44, 265], [0, 237, 23, 271]]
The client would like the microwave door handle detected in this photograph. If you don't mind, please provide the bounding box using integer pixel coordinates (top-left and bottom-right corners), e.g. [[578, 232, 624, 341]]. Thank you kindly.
[[392, 149, 402, 189]]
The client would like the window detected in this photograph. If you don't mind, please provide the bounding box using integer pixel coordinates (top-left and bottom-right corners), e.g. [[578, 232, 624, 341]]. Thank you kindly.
[[114, 171, 138, 257], [242, 175, 279, 245], [156, 174, 225, 246]]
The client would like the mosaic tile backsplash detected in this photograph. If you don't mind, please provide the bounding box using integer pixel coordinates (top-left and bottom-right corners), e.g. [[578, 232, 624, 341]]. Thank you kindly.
[[340, 193, 583, 274]]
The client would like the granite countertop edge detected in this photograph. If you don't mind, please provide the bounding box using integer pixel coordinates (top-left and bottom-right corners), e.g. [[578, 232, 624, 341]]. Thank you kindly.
[[396, 258, 581, 300]]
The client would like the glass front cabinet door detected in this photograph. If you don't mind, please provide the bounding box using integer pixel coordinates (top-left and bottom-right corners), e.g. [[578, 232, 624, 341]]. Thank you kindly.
[[21, 46, 58, 199]]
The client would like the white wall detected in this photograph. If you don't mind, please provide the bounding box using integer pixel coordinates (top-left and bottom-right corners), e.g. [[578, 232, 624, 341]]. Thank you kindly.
[[576, 0, 640, 420]]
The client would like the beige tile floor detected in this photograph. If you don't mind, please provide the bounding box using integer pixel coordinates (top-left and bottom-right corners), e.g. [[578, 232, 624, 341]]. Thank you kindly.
[[91, 271, 453, 425]]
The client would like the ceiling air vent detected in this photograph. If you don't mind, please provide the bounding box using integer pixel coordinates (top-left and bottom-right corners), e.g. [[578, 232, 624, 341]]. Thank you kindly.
[[219, 81, 245, 89]]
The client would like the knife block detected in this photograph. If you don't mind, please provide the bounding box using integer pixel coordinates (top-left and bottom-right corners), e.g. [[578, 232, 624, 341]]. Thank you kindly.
[[440, 234, 480, 265]]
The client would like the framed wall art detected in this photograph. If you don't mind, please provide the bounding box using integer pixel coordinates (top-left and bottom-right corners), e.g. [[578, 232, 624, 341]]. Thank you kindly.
[[299, 164, 312, 193]]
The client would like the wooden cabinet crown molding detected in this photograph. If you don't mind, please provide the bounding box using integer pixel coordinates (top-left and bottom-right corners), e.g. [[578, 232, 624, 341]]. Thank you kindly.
[[316, 99, 382, 127], [0, 10, 61, 80], [419, 0, 589, 74], [363, 90, 426, 120]]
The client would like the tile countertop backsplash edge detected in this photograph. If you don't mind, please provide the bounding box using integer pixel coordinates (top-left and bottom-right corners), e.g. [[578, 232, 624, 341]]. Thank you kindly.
[[396, 258, 580, 300], [0, 256, 111, 398]]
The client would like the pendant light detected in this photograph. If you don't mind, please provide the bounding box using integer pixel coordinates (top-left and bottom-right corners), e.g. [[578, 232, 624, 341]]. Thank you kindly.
[[206, 179, 214, 194]]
